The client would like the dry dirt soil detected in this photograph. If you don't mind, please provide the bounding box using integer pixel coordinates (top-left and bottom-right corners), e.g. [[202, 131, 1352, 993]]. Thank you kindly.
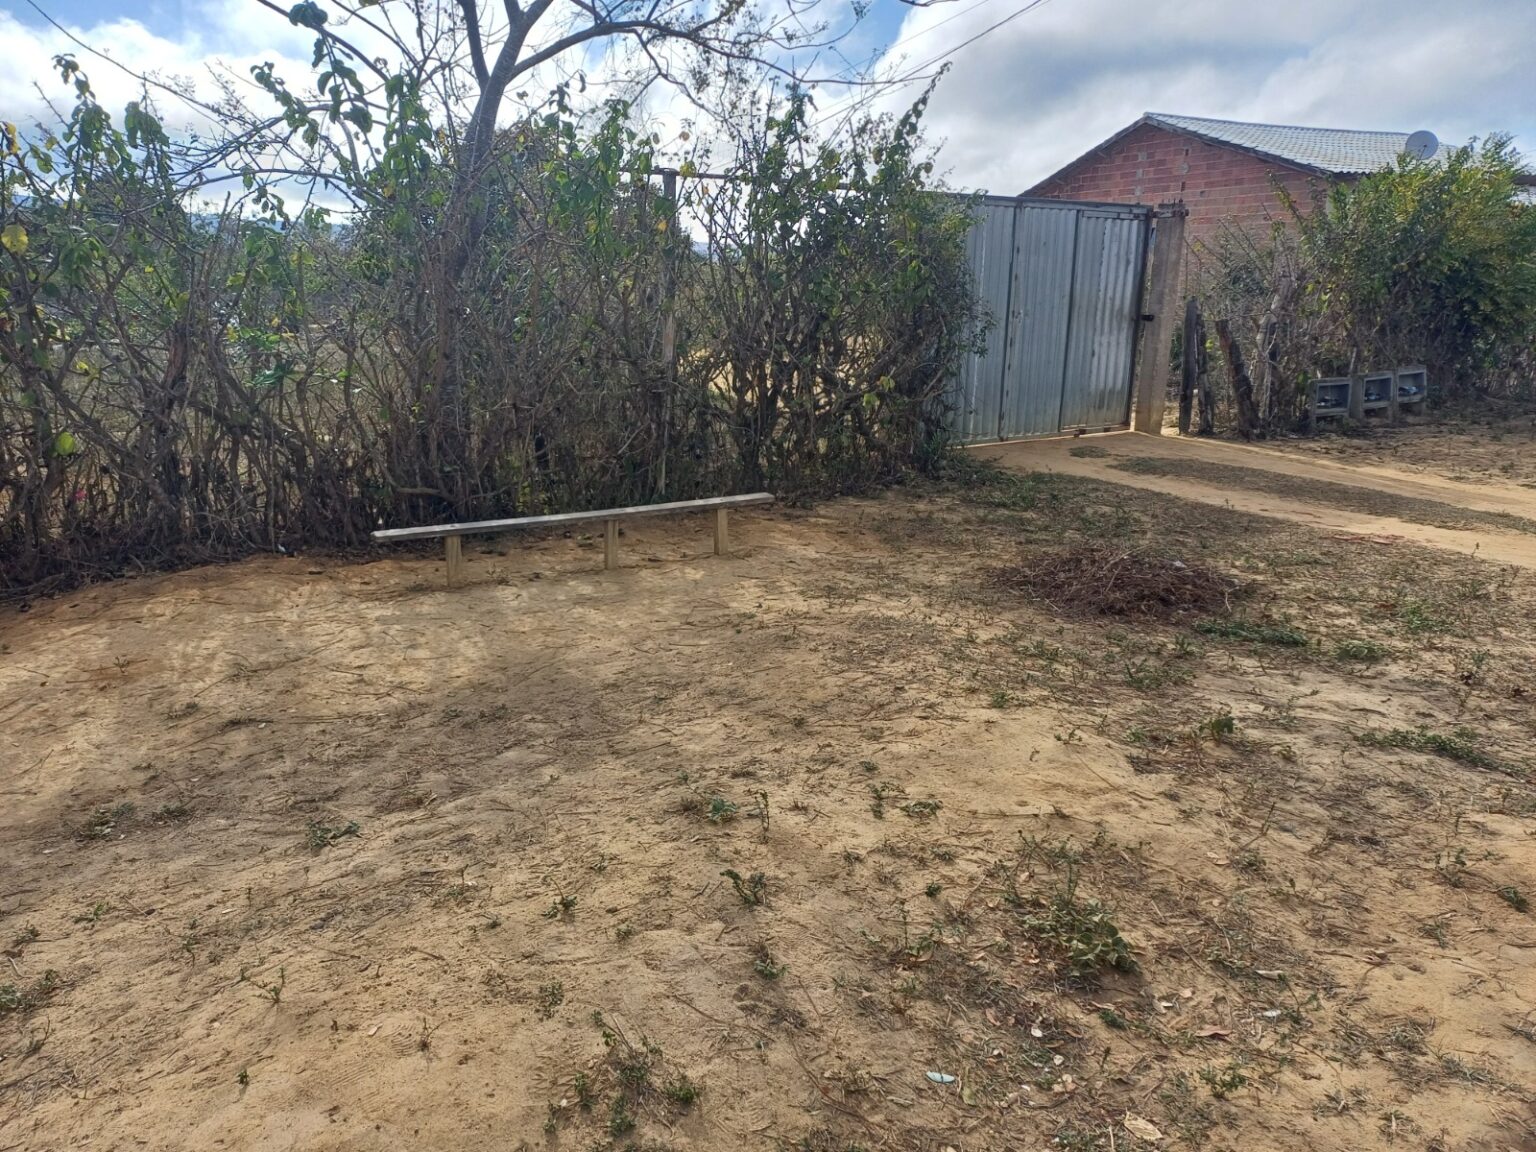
[[3, 458, 1535, 1152], [1269, 402, 1536, 490]]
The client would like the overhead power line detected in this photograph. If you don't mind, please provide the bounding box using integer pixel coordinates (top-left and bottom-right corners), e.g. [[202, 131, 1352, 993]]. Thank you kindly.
[[811, 0, 1056, 130]]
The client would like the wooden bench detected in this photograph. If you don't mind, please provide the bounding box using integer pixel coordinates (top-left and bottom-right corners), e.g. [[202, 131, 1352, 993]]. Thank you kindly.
[[371, 493, 775, 586]]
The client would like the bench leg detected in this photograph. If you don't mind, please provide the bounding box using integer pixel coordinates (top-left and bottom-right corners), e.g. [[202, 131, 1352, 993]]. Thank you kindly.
[[445, 534, 464, 588], [713, 507, 729, 556], [604, 518, 619, 571]]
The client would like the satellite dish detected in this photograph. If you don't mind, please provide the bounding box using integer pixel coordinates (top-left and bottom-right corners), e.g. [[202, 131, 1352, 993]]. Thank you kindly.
[[1404, 130, 1439, 160]]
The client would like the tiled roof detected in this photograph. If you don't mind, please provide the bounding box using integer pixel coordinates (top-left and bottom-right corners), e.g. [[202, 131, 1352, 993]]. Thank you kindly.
[[1146, 113, 1454, 176]]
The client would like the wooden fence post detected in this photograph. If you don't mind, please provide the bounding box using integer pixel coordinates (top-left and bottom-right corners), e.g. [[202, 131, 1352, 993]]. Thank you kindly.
[[1132, 204, 1187, 434], [1178, 296, 1198, 435], [713, 507, 730, 556], [655, 169, 679, 499]]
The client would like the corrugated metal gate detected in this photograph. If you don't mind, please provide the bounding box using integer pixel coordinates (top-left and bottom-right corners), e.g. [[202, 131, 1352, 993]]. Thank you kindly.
[[947, 196, 1152, 443]]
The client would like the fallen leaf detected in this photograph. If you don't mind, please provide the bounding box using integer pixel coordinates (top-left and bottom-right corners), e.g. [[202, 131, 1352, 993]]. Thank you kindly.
[[1178, 988, 1194, 1000], [1123, 1113, 1165, 1142], [1195, 1026, 1230, 1040], [985, 1008, 1002, 1027]]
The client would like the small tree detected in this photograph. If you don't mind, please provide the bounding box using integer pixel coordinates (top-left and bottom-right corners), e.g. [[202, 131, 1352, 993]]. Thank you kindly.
[[1300, 136, 1536, 389], [1195, 137, 1536, 432]]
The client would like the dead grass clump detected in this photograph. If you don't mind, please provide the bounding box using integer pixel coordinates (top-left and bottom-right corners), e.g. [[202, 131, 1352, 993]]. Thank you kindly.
[[995, 544, 1241, 620]]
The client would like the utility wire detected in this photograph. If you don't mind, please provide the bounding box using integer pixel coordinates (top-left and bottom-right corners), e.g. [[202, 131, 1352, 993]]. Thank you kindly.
[[812, 0, 1055, 130]]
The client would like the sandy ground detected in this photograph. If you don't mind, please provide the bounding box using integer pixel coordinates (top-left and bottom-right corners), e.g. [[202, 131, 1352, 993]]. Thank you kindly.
[[1266, 404, 1536, 490], [977, 432, 1536, 571], [3, 460, 1535, 1152]]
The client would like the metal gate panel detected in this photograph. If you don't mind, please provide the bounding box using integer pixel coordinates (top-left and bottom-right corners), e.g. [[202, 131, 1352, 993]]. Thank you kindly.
[[944, 195, 1151, 444], [998, 206, 1078, 440], [1059, 210, 1147, 431], [948, 200, 1017, 444]]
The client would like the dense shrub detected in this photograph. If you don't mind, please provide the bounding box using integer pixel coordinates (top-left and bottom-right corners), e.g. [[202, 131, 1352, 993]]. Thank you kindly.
[[1193, 137, 1536, 431], [0, 69, 980, 593]]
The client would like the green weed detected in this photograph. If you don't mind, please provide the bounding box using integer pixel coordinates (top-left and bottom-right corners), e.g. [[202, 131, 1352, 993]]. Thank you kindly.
[[0, 969, 60, 1015], [1334, 639, 1388, 663], [722, 869, 767, 907], [1496, 885, 1529, 913], [258, 966, 286, 1004], [753, 945, 786, 979], [1195, 618, 1307, 647], [305, 819, 360, 850], [74, 901, 111, 926], [536, 981, 565, 1018], [1017, 861, 1135, 976], [1199, 708, 1237, 743], [1199, 1062, 1249, 1098], [80, 802, 135, 841]]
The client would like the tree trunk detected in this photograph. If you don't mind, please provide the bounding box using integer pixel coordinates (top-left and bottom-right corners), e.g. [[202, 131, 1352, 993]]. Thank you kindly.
[[1178, 296, 1198, 435], [1195, 307, 1215, 436], [1216, 318, 1260, 439]]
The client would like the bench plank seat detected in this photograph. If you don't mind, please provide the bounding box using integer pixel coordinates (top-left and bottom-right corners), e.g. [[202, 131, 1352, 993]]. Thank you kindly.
[[371, 492, 775, 585]]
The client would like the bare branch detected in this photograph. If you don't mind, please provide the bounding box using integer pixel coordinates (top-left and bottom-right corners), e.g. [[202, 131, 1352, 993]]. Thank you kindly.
[[457, 0, 491, 86]]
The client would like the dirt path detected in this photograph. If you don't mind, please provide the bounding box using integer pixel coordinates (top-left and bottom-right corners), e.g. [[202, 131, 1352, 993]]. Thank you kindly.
[[975, 432, 1536, 570]]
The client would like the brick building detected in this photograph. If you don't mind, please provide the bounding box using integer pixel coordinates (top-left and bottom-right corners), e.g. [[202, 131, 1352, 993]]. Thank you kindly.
[[1027, 113, 1455, 258]]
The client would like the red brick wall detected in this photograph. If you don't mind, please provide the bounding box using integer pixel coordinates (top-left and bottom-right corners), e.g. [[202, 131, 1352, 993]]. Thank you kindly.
[[1028, 122, 1328, 264]]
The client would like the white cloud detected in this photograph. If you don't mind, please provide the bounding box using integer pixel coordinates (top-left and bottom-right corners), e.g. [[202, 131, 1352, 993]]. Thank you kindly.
[[0, 3, 322, 140], [6, 0, 1528, 196], [858, 0, 1536, 193]]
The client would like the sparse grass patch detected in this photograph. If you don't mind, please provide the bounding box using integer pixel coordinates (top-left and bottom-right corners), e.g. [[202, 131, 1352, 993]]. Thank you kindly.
[[1195, 617, 1308, 647], [1334, 638, 1389, 663], [1393, 597, 1449, 636], [1357, 726, 1501, 771], [151, 801, 191, 824]]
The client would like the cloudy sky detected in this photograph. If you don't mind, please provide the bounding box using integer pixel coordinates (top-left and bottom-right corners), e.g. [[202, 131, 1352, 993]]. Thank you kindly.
[[3, 0, 1533, 194]]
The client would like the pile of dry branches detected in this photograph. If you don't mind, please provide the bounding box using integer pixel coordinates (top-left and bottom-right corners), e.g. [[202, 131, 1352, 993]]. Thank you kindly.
[[994, 543, 1242, 620]]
